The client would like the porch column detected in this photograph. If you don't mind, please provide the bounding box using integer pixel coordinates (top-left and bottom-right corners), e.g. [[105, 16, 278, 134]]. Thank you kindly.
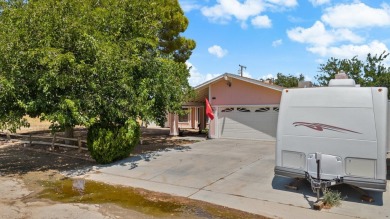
[[191, 107, 196, 129], [169, 113, 179, 136], [200, 107, 205, 130]]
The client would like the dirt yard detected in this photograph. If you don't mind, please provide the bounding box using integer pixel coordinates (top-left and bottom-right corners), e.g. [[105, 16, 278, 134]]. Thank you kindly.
[[0, 121, 266, 219]]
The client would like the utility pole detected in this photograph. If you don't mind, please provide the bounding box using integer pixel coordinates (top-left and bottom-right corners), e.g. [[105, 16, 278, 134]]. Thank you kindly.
[[238, 64, 246, 77]]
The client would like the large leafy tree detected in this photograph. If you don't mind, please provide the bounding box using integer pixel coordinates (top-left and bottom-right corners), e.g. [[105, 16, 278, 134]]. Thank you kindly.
[[272, 73, 305, 88], [315, 52, 390, 89], [0, 0, 194, 129], [275, 73, 305, 88], [0, 0, 195, 162]]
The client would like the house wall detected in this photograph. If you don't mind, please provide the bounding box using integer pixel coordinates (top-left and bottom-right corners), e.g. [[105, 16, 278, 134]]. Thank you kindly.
[[169, 76, 282, 137], [209, 78, 281, 106]]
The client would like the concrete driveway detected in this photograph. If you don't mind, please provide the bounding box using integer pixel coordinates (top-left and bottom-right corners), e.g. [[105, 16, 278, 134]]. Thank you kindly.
[[83, 139, 390, 219]]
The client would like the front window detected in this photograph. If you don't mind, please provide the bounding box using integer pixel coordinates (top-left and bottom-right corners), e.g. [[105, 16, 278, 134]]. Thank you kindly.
[[179, 108, 189, 122]]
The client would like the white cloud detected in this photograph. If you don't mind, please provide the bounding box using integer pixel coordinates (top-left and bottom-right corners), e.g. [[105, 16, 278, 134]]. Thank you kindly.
[[208, 45, 228, 58], [287, 21, 364, 47], [287, 21, 334, 46], [251, 15, 272, 28], [335, 28, 365, 44], [186, 61, 204, 86], [272, 39, 283, 47], [288, 20, 389, 59], [287, 3, 390, 60], [242, 71, 253, 78], [303, 74, 312, 82], [266, 0, 298, 7], [307, 40, 389, 59], [205, 73, 222, 82], [201, 0, 265, 23], [309, 0, 330, 7], [186, 62, 221, 87], [321, 3, 390, 29], [260, 74, 275, 80], [201, 0, 296, 28], [179, 0, 201, 12]]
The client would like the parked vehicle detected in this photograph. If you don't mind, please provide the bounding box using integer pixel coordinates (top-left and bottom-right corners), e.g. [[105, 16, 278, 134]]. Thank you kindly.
[[274, 75, 388, 193], [388, 101, 390, 154]]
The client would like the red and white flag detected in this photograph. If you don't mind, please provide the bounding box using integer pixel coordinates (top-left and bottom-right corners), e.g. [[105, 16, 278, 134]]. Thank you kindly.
[[205, 98, 214, 120]]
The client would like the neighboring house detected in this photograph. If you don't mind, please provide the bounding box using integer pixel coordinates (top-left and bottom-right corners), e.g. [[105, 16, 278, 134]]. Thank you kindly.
[[166, 73, 283, 141]]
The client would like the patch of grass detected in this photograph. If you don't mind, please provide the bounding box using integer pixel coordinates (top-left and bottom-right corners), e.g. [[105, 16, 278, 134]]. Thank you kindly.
[[322, 188, 342, 207], [200, 129, 208, 135]]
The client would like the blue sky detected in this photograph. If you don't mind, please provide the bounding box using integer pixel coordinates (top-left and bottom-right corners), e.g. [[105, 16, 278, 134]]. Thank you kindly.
[[178, 0, 390, 86]]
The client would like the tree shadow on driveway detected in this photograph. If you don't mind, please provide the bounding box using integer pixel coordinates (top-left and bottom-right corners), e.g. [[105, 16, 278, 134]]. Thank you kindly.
[[90, 145, 193, 172]]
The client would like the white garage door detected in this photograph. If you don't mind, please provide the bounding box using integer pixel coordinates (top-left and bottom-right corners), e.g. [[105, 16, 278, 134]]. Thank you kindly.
[[217, 106, 279, 140]]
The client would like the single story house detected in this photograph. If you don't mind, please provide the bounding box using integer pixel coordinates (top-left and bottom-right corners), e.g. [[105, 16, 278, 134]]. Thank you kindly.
[[167, 73, 283, 141]]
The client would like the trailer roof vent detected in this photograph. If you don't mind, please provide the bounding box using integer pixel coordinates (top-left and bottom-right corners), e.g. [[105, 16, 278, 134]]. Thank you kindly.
[[328, 71, 356, 87]]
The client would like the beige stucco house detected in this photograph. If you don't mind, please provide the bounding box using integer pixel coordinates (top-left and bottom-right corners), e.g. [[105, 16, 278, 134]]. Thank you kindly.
[[167, 73, 283, 140]]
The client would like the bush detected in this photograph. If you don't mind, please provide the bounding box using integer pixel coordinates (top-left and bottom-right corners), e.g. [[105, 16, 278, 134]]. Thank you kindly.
[[87, 119, 140, 164], [322, 188, 342, 207]]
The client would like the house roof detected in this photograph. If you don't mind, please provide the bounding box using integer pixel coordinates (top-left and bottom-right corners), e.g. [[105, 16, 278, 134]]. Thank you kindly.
[[186, 73, 283, 104], [194, 73, 283, 92]]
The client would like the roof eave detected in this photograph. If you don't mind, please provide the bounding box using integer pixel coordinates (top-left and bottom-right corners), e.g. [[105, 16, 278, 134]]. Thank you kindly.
[[193, 73, 283, 92]]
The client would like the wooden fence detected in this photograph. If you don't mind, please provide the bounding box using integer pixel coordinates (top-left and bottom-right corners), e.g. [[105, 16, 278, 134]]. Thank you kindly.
[[0, 132, 88, 151]]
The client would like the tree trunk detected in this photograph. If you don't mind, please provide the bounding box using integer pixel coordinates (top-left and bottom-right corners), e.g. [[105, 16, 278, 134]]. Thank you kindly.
[[64, 126, 74, 145]]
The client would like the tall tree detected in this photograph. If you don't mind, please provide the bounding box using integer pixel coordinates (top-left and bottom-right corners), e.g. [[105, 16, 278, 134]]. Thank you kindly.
[[0, 0, 195, 163], [273, 73, 305, 88], [158, 0, 196, 62], [315, 52, 390, 88]]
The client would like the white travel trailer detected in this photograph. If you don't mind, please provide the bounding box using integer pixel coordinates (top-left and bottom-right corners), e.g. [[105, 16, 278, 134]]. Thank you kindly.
[[274, 76, 388, 192]]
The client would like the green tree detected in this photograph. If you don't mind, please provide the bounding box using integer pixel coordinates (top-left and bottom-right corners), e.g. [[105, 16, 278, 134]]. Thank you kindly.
[[0, 0, 195, 162], [273, 73, 305, 88], [315, 52, 390, 88], [158, 0, 196, 62]]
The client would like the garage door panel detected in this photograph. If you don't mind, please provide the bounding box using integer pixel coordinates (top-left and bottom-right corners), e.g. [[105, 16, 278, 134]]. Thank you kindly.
[[221, 130, 274, 138], [219, 119, 276, 132], [218, 106, 278, 140], [220, 128, 274, 140]]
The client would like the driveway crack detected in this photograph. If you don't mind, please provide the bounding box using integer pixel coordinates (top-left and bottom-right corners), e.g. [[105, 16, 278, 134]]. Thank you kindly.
[[186, 156, 262, 198]]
